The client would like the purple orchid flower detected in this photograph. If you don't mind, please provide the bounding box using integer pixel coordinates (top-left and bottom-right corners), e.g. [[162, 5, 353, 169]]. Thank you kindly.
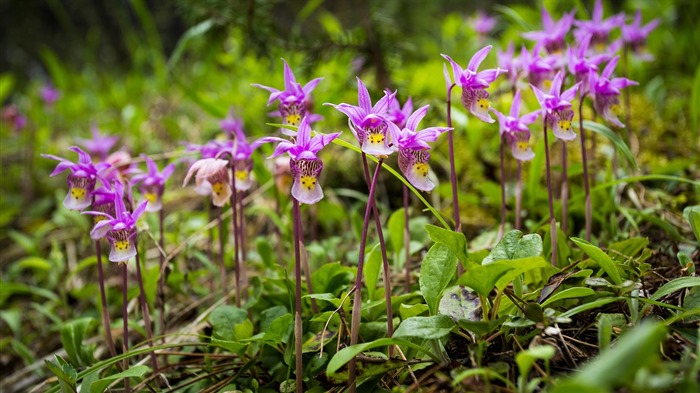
[[523, 8, 576, 54], [220, 109, 245, 140], [221, 111, 263, 191], [131, 154, 175, 212], [255, 116, 340, 204], [385, 92, 413, 129], [493, 90, 540, 161], [183, 158, 231, 206], [497, 43, 520, 87], [40, 84, 60, 106], [441, 46, 506, 123], [589, 56, 638, 128], [325, 77, 396, 156], [84, 181, 147, 263], [519, 44, 556, 90], [387, 105, 451, 191], [252, 59, 323, 128], [42, 146, 111, 210], [91, 185, 118, 223], [530, 72, 581, 141], [469, 11, 497, 36], [621, 10, 659, 61], [567, 34, 610, 93], [574, 0, 626, 50], [75, 124, 120, 161], [185, 140, 233, 160]]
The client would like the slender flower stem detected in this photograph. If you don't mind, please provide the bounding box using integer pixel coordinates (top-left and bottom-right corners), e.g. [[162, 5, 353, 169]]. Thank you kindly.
[[206, 203, 215, 294], [349, 158, 384, 391], [157, 208, 166, 341], [543, 118, 557, 266], [498, 133, 507, 241], [298, 211, 319, 314], [578, 93, 592, 241], [238, 192, 248, 289], [292, 198, 304, 393], [403, 184, 411, 292], [121, 263, 130, 393], [446, 83, 463, 276], [217, 206, 227, 297], [561, 141, 569, 234], [515, 161, 523, 230], [134, 240, 159, 374], [229, 162, 241, 307], [95, 240, 117, 358], [361, 154, 393, 354], [273, 166, 284, 266]]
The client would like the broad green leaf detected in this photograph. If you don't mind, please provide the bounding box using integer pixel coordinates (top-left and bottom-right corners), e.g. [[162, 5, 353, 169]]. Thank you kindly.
[[571, 237, 623, 285], [60, 318, 94, 367], [453, 367, 515, 388], [458, 263, 513, 298], [560, 297, 625, 318], [420, 243, 458, 314], [516, 345, 556, 377], [260, 305, 288, 332], [209, 305, 247, 341], [493, 256, 552, 290], [393, 315, 455, 340], [649, 277, 700, 302], [90, 365, 150, 393], [364, 243, 382, 300], [399, 303, 429, 320], [482, 230, 543, 264], [438, 286, 482, 323], [540, 287, 596, 307], [302, 330, 337, 353], [263, 313, 293, 344], [607, 238, 649, 262], [424, 224, 469, 263], [568, 322, 666, 389], [575, 120, 638, 170], [388, 208, 406, 254], [682, 206, 700, 242], [311, 262, 354, 295], [677, 252, 696, 275], [326, 337, 440, 375], [45, 355, 77, 393]]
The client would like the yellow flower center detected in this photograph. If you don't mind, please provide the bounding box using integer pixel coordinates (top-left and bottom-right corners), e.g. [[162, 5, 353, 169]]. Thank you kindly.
[[212, 182, 226, 196], [285, 114, 301, 126], [145, 193, 157, 203], [368, 133, 385, 144], [558, 120, 572, 131], [235, 170, 248, 181], [476, 98, 490, 110], [94, 216, 107, 223], [610, 104, 621, 116], [300, 175, 317, 190], [70, 187, 86, 199], [543, 79, 552, 91], [114, 240, 130, 251], [413, 162, 429, 177], [517, 141, 529, 150]]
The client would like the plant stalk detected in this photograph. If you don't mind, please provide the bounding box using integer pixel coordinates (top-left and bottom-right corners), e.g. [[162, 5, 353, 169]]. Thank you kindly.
[[561, 141, 569, 234], [515, 161, 522, 230], [403, 184, 411, 292], [121, 263, 130, 393], [292, 197, 304, 393], [498, 133, 507, 241], [543, 117, 557, 266], [134, 240, 159, 374], [446, 83, 463, 276], [95, 240, 117, 358], [578, 93, 592, 241], [157, 208, 166, 341], [229, 162, 241, 307], [218, 206, 227, 298], [238, 192, 248, 289], [349, 158, 384, 391]]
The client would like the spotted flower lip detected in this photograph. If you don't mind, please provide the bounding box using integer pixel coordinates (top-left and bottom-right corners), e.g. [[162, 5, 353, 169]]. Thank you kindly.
[[567, 34, 610, 92], [531, 72, 581, 141], [324, 77, 396, 156], [255, 116, 340, 204], [220, 110, 263, 191], [493, 90, 539, 161], [183, 158, 232, 206], [387, 105, 450, 191], [252, 58, 323, 127], [588, 56, 638, 128], [83, 181, 147, 263], [42, 146, 111, 210], [574, 0, 625, 46], [441, 46, 507, 123], [522, 7, 576, 54], [131, 154, 175, 212], [75, 124, 119, 161]]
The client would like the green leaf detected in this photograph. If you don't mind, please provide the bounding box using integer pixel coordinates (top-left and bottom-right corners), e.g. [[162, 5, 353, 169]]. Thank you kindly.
[[60, 318, 94, 367], [0, 73, 15, 103], [45, 355, 77, 393], [326, 337, 440, 375], [606, 238, 649, 262], [388, 208, 406, 254], [364, 243, 382, 300], [424, 224, 469, 263], [167, 19, 214, 70], [458, 263, 513, 298], [482, 230, 543, 263], [571, 237, 623, 285], [559, 297, 625, 318], [568, 322, 666, 389], [209, 305, 247, 341], [540, 287, 596, 307], [492, 256, 552, 290], [393, 315, 455, 340], [683, 206, 700, 242], [575, 120, 638, 170], [691, 64, 700, 133], [420, 243, 458, 315], [399, 303, 429, 320], [438, 286, 482, 323], [90, 365, 150, 393], [302, 330, 337, 353], [650, 277, 700, 302], [263, 313, 293, 344], [516, 345, 556, 378]]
